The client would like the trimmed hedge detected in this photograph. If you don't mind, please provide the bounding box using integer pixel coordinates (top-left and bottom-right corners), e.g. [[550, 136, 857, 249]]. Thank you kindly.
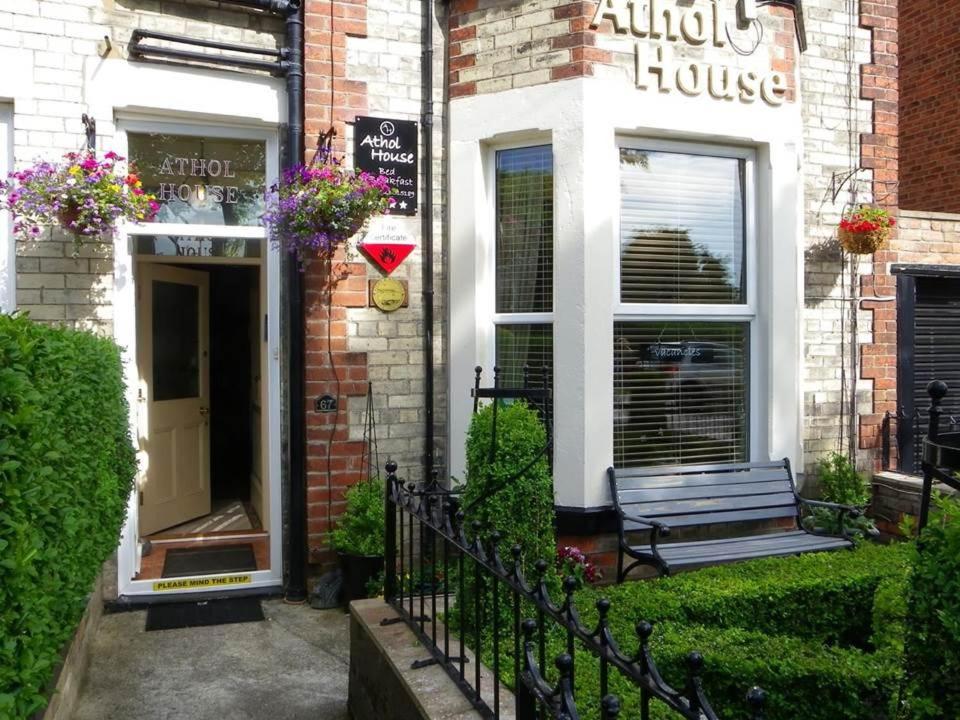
[[902, 493, 960, 718], [0, 314, 136, 718], [567, 543, 910, 720], [589, 541, 912, 645]]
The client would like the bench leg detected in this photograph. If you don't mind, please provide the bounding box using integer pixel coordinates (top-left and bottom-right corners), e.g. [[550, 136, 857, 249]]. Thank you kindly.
[[617, 547, 624, 584]]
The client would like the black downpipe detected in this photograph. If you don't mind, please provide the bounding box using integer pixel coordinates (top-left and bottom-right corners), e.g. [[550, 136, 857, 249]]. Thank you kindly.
[[421, 0, 435, 484], [281, 3, 308, 603], [216, 0, 307, 601]]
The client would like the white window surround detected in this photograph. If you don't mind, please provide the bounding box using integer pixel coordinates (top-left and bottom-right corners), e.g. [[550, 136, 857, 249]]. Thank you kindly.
[[82, 59, 285, 597], [448, 77, 805, 508]]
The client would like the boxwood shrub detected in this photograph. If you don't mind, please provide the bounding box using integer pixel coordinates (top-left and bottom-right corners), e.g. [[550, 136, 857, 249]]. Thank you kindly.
[[0, 314, 136, 718], [482, 543, 910, 720], [902, 493, 960, 718]]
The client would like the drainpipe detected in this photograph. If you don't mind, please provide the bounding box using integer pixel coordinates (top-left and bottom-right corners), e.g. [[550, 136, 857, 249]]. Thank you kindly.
[[421, 0, 435, 484], [280, 1, 308, 605], [217, 0, 307, 602]]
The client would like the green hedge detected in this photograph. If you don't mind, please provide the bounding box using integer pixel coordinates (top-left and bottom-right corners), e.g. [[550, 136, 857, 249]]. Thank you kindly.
[[902, 493, 960, 718], [558, 543, 910, 720], [0, 314, 136, 719], [590, 541, 911, 646]]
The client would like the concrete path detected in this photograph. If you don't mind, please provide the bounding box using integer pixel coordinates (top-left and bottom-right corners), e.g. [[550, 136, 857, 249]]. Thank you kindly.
[[72, 599, 351, 720]]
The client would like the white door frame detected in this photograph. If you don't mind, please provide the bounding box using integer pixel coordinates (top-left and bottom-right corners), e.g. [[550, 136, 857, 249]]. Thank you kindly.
[[0, 103, 13, 313], [113, 118, 283, 597]]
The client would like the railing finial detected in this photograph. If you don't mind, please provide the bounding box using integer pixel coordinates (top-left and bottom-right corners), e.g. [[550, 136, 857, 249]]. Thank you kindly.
[[747, 686, 767, 720]]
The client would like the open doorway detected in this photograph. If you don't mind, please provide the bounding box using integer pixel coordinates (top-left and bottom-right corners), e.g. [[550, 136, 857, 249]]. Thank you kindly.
[[134, 260, 269, 581]]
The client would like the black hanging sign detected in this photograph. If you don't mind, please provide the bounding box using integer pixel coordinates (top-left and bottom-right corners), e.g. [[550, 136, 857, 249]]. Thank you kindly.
[[354, 116, 418, 216]]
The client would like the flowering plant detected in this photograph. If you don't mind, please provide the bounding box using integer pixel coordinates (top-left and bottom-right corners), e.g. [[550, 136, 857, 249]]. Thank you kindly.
[[838, 206, 895, 254], [556, 545, 601, 587], [262, 151, 393, 263], [1, 150, 159, 245], [838, 206, 896, 235]]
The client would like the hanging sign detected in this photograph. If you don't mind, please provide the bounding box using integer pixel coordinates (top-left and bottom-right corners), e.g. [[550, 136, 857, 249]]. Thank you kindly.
[[354, 116, 418, 216], [358, 218, 417, 274]]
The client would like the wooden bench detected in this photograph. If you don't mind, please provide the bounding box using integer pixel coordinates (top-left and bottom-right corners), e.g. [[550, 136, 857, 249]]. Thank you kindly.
[[607, 459, 858, 581]]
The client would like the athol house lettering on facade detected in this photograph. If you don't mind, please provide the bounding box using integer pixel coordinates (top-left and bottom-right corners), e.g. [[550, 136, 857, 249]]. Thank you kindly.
[[591, 0, 788, 106]]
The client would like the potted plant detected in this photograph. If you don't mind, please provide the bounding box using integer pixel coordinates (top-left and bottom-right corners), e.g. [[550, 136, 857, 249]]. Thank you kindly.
[[1, 150, 159, 248], [261, 150, 394, 265], [331, 476, 385, 602], [837, 205, 896, 254]]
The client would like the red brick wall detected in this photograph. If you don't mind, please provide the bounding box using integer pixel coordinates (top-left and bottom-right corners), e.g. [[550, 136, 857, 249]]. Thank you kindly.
[[858, 0, 899, 460], [303, 0, 372, 568], [899, 0, 960, 212]]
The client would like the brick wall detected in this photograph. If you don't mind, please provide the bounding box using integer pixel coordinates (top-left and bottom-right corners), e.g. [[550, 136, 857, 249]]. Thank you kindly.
[[858, 0, 899, 461], [303, 0, 447, 568], [899, 0, 960, 213], [798, 0, 897, 476], [4, 0, 282, 335], [449, 0, 798, 101]]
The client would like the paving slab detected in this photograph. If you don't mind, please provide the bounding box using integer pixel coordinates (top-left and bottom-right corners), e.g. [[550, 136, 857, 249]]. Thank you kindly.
[[71, 599, 350, 720]]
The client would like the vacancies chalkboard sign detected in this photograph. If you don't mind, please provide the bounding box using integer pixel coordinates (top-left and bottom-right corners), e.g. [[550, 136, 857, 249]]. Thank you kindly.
[[354, 116, 418, 216]]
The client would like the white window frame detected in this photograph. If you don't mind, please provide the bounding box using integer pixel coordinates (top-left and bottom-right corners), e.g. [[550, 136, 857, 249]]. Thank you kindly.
[[613, 137, 761, 465], [113, 117, 282, 597], [482, 139, 555, 374]]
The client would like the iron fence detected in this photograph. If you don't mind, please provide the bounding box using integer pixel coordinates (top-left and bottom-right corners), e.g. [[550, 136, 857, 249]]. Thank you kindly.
[[881, 407, 960, 475], [383, 462, 767, 720]]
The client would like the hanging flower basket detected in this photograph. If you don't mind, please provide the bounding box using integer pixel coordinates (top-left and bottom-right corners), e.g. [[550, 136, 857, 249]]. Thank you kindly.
[[1, 150, 159, 245], [262, 151, 394, 264], [837, 206, 895, 255]]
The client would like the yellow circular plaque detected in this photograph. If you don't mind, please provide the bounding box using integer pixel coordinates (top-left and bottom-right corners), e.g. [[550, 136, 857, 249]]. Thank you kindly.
[[371, 278, 406, 313]]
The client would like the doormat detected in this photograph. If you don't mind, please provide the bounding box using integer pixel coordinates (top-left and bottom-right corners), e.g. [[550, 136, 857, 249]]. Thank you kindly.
[[161, 544, 257, 579], [145, 597, 264, 632]]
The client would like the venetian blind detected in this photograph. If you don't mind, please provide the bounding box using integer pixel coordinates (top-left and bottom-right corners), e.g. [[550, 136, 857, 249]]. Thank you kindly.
[[620, 149, 746, 304], [613, 321, 748, 467], [496, 146, 553, 313], [495, 324, 553, 389]]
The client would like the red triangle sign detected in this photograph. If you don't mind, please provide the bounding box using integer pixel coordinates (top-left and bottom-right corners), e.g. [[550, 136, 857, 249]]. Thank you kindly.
[[359, 241, 416, 275]]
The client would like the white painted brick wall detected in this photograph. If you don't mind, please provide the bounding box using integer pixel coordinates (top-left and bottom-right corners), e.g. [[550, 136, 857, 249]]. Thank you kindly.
[[799, 0, 876, 474], [343, 0, 447, 481], [2, 0, 281, 335]]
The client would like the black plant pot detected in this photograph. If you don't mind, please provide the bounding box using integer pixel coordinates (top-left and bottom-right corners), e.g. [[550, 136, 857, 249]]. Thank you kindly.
[[337, 551, 384, 604]]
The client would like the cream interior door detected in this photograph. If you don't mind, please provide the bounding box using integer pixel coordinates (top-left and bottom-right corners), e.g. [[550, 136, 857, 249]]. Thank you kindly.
[[137, 263, 211, 536]]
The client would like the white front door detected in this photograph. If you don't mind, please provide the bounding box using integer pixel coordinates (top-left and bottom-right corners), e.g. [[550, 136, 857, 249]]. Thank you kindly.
[[137, 263, 211, 536]]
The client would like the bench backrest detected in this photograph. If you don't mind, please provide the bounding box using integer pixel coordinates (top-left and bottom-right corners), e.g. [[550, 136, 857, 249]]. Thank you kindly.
[[608, 460, 799, 530]]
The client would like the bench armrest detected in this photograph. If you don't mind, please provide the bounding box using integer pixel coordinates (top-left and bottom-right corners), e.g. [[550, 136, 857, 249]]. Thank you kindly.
[[797, 497, 862, 516], [797, 497, 863, 538], [619, 511, 672, 536]]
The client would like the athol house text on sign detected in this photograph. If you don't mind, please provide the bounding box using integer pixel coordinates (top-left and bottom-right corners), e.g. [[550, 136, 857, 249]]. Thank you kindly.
[[354, 116, 418, 216], [591, 0, 788, 106]]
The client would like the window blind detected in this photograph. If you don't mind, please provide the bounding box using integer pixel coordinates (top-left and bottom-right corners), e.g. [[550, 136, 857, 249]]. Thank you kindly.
[[613, 321, 748, 467], [495, 324, 553, 390], [496, 146, 553, 314], [620, 149, 745, 304]]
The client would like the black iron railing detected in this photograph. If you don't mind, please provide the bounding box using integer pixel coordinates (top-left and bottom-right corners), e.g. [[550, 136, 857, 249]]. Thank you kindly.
[[882, 406, 960, 475], [383, 462, 767, 720]]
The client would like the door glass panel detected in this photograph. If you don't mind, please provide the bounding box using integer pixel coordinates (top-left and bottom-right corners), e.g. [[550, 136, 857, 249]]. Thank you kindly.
[[153, 281, 199, 401], [128, 133, 266, 226]]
